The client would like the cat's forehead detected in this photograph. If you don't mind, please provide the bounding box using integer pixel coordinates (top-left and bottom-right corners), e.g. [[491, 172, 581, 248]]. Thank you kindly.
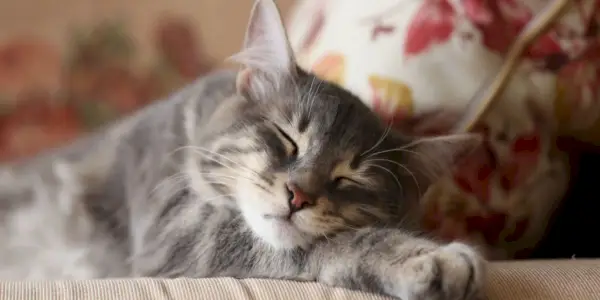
[[276, 75, 396, 152]]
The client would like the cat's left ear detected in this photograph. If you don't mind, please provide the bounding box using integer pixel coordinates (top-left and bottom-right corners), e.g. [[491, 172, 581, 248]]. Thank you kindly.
[[230, 0, 297, 98]]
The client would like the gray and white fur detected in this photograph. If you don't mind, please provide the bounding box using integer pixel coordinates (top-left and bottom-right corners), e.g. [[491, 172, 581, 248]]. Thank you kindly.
[[0, 1, 486, 299]]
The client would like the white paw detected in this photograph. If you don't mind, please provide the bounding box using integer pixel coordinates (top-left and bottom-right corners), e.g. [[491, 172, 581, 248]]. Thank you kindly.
[[399, 242, 486, 300]]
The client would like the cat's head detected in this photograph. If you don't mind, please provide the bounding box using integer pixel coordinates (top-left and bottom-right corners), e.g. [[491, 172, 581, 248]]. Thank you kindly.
[[197, 0, 476, 250]]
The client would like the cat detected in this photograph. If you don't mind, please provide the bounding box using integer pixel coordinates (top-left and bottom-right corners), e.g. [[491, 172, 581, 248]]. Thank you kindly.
[[0, 0, 486, 299]]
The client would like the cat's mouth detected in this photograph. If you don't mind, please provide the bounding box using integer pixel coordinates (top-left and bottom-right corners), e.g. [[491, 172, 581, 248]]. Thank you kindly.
[[263, 214, 300, 230], [264, 214, 292, 221]]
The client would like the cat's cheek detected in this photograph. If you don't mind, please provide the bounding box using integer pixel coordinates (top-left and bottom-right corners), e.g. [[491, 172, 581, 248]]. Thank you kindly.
[[234, 176, 284, 214], [293, 208, 332, 236], [242, 151, 269, 174]]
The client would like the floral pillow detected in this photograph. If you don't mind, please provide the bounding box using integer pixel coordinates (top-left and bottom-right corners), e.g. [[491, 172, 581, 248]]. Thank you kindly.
[[285, 0, 599, 259]]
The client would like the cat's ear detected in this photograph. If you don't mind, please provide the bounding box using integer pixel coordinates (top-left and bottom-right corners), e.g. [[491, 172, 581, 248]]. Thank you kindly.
[[230, 0, 297, 98], [399, 133, 482, 184]]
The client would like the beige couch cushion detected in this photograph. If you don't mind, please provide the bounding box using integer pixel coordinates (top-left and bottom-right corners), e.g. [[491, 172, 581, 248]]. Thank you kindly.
[[1, 260, 599, 300]]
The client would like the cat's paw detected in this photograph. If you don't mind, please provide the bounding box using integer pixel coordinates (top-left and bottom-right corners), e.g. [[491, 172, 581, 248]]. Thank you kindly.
[[398, 242, 486, 300]]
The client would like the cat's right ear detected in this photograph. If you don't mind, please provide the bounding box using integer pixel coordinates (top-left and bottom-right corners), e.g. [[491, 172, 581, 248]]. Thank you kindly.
[[229, 0, 297, 99], [397, 132, 482, 186]]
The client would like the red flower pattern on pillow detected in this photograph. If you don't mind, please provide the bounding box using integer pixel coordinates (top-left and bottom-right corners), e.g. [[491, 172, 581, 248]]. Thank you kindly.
[[453, 127, 542, 199], [404, 0, 455, 56], [500, 131, 542, 191]]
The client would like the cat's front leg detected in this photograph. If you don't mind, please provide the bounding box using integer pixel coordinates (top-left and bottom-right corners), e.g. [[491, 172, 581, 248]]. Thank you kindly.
[[306, 228, 486, 300]]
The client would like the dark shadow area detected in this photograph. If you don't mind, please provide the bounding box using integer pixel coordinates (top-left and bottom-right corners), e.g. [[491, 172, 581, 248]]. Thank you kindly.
[[530, 143, 600, 259]]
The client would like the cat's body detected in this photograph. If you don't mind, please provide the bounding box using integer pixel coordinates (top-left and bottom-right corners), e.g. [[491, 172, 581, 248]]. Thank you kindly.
[[0, 70, 235, 279], [0, 1, 486, 299]]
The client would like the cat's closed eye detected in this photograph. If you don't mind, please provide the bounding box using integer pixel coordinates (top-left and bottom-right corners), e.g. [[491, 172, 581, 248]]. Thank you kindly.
[[332, 176, 359, 188], [272, 124, 298, 157]]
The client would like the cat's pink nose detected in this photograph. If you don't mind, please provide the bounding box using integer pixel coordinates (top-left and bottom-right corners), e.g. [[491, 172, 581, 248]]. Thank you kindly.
[[285, 182, 315, 213]]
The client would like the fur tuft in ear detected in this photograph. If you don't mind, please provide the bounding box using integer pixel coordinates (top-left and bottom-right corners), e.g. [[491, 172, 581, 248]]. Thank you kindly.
[[403, 133, 482, 184], [235, 68, 253, 94], [229, 0, 297, 98]]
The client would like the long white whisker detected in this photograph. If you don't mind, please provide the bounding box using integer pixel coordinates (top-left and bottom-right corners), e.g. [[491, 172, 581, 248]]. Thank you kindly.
[[149, 173, 188, 196], [194, 156, 264, 186], [306, 76, 316, 118], [321, 233, 332, 243], [328, 219, 361, 232], [277, 108, 294, 128], [189, 146, 261, 177], [367, 163, 402, 191], [307, 76, 319, 118], [362, 122, 392, 157], [365, 158, 417, 196], [196, 172, 239, 180], [149, 179, 191, 205], [201, 179, 234, 185], [368, 134, 472, 159], [168, 145, 203, 159], [366, 145, 428, 162], [203, 193, 237, 202]]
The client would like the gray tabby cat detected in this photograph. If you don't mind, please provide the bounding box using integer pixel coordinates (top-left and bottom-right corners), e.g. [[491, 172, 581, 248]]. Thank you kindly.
[[0, 1, 486, 299]]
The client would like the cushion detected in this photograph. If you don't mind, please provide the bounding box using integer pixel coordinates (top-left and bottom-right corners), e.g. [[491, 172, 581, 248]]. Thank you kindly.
[[1, 260, 599, 300]]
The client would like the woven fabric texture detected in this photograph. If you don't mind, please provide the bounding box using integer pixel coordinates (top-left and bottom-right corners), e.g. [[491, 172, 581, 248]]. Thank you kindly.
[[0, 260, 599, 300]]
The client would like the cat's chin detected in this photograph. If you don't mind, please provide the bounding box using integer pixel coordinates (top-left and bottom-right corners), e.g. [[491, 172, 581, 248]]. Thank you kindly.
[[243, 211, 314, 250]]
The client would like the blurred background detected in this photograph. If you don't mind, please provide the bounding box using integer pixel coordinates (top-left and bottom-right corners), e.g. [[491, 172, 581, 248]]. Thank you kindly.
[[0, 0, 294, 161]]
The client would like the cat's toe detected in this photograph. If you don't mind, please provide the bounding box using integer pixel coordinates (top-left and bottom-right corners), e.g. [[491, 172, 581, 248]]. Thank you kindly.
[[437, 242, 486, 300], [402, 242, 486, 300]]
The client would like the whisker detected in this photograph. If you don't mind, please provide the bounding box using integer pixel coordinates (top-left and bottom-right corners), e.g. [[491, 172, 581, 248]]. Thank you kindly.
[[149, 179, 191, 206], [196, 172, 240, 181], [194, 157, 264, 185], [198, 167, 269, 191], [321, 232, 332, 243], [203, 193, 237, 203], [305, 76, 316, 118], [329, 220, 361, 232], [295, 214, 335, 243], [367, 146, 452, 182], [149, 173, 188, 196], [367, 134, 471, 159], [201, 179, 234, 186], [362, 121, 392, 157], [201, 169, 259, 184], [189, 146, 261, 177], [168, 145, 201, 159], [201, 176, 263, 191], [365, 158, 418, 196], [278, 109, 295, 128], [354, 204, 390, 221], [305, 76, 322, 119], [367, 163, 402, 191], [367, 146, 426, 161], [313, 214, 361, 233]]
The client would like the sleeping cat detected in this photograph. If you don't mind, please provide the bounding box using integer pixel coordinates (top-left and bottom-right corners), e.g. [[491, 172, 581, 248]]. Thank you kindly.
[[0, 0, 486, 299]]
